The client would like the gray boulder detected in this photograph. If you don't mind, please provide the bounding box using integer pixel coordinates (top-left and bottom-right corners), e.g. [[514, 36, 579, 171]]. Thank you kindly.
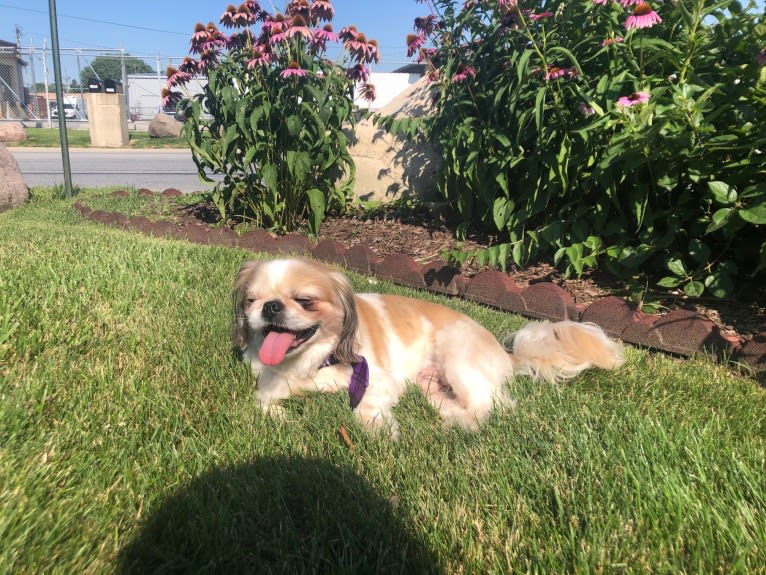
[[0, 143, 29, 212], [148, 113, 183, 138], [0, 122, 28, 143], [347, 77, 442, 203]]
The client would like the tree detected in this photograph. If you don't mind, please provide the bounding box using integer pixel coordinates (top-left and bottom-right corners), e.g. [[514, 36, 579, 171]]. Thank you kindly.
[[79, 55, 152, 85]]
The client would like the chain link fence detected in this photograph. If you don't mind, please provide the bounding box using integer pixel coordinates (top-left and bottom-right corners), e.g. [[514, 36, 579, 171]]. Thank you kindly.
[[0, 43, 194, 124]]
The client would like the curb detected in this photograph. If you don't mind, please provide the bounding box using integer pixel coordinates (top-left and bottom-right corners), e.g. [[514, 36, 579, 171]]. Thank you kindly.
[[73, 196, 766, 376]]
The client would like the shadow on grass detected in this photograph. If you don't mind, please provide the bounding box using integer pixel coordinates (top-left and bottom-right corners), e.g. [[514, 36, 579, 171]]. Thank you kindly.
[[117, 455, 442, 574]]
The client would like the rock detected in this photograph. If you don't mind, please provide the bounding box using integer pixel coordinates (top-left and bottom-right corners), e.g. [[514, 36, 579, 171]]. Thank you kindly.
[[0, 122, 28, 143], [347, 77, 442, 203], [0, 143, 29, 211], [148, 113, 183, 138]]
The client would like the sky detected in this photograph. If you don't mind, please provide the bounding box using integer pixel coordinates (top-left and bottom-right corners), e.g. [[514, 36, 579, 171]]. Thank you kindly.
[[0, 0, 427, 72]]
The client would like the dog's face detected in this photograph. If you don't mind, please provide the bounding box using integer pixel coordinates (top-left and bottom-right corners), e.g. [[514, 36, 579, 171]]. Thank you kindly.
[[232, 259, 358, 367]]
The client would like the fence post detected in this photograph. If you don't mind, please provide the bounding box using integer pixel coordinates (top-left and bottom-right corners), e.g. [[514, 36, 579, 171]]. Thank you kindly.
[[48, 0, 73, 198]]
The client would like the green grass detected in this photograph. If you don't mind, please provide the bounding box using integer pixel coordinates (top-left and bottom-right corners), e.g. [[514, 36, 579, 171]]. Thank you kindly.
[[6, 128, 188, 149], [1, 190, 765, 574]]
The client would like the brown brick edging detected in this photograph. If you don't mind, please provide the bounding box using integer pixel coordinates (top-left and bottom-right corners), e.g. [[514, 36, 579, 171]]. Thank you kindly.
[[73, 196, 766, 376]]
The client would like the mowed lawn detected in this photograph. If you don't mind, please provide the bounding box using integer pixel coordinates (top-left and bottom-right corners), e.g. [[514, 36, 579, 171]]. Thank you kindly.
[[1, 190, 765, 574]]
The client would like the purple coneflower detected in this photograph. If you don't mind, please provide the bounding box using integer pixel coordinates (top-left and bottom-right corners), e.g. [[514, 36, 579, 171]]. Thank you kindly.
[[601, 36, 624, 47], [179, 57, 200, 75], [528, 11, 554, 21], [310, 0, 335, 23], [498, 0, 517, 10], [247, 46, 271, 69], [592, 0, 610, 4], [347, 63, 370, 83], [358, 82, 376, 102], [625, 3, 662, 29], [619, 0, 642, 6], [165, 66, 192, 88], [161, 88, 182, 108], [286, 15, 313, 40], [280, 61, 309, 78], [451, 65, 476, 83], [414, 14, 439, 35], [220, 4, 238, 28], [406, 32, 426, 58], [338, 25, 359, 42], [579, 102, 595, 116], [617, 91, 650, 106]]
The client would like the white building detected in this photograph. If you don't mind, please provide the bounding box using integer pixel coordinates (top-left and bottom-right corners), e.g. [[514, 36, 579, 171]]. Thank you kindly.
[[126, 68, 422, 121]]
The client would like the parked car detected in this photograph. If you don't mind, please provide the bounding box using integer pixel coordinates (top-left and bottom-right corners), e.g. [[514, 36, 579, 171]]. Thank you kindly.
[[51, 103, 78, 119]]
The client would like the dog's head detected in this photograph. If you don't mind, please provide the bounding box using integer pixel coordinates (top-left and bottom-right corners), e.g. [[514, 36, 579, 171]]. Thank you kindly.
[[232, 258, 358, 366]]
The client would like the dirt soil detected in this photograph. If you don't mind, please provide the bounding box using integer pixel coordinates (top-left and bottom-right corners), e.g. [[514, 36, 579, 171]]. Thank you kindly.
[[177, 200, 766, 340]]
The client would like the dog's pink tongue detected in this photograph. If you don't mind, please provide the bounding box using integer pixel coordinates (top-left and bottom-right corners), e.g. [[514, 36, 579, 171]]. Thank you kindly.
[[259, 331, 297, 366]]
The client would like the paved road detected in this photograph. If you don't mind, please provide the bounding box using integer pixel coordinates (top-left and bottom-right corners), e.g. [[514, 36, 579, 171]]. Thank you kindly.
[[8, 147, 222, 193]]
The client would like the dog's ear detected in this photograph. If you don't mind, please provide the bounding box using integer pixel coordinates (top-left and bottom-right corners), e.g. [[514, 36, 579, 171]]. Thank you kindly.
[[329, 268, 359, 364], [232, 260, 260, 351]]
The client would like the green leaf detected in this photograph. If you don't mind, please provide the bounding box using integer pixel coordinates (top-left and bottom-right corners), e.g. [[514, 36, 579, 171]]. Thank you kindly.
[[666, 258, 687, 277], [707, 181, 737, 205], [739, 200, 766, 224], [683, 281, 705, 298], [306, 189, 325, 236], [492, 196, 514, 231], [688, 239, 710, 263], [261, 163, 278, 193], [705, 208, 732, 233], [657, 276, 682, 288]]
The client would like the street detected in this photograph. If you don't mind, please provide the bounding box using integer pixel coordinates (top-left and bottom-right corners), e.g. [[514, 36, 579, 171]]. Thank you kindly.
[[8, 147, 222, 193]]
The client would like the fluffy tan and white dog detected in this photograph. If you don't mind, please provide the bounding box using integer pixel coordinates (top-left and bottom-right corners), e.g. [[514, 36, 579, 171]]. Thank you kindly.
[[232, 258, 624, 431]]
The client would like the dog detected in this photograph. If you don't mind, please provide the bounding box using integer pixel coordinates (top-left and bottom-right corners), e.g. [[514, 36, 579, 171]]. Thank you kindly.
[[232, 258, 624, 432]]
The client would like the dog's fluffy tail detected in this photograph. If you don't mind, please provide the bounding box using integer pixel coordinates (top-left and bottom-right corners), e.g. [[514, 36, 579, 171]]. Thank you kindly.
[[508, 321, 624, 383]]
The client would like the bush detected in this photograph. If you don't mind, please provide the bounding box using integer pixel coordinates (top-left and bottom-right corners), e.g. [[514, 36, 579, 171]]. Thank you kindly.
[[385, 0, 766, 298], [164, 0, 379, 234]]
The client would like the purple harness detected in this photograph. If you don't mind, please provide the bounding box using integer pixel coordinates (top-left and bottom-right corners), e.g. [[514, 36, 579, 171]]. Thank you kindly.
[[321, 355, 369, 409]]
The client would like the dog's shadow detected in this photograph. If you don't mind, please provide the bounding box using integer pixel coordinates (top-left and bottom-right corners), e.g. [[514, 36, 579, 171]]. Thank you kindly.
[[117, 455, 442, 574]]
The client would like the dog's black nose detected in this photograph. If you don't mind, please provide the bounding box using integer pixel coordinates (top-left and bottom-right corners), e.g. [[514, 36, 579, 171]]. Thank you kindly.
[[262, 299, 284, 321]]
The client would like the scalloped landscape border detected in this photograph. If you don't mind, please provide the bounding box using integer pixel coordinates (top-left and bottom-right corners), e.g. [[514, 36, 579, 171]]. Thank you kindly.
[[73, 191, 766, 376]]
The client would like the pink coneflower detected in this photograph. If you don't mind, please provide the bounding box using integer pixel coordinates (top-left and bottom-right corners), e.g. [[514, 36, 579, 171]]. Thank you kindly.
[[345, 32, 376, 63], [757, 47, 766, 65], [280, 61, 309, 78], [198, 48, 220, 72], [311, 24, 338, 51], [247, 46, 271, 69], [338, 25, 359, 42], [179, 56, 200, 75], [592, 0, 610, 4], [262, 13, 287, 35], [358, 82, 376, 102], [528, 11, 554, 21], [165, 66, 192, 88], [601, 36, 624, 47], [161, 88, 182, 108], [625, 3, 662, 29], [310, 0, 335, 23], [406, 32, 426, 57], [579, 102, 595, 116], [417, 47, 436, 63], [451, 65, 476, 83], [498, 0, 517, 10], [347, 63, 370, 82], [619, 0, 642, 6], [286, 15, 314, 40], [220, 4, 238, 28], [617, 91, 650, 106], [190, 23, 208, 54], [414, 14, 439, 34]]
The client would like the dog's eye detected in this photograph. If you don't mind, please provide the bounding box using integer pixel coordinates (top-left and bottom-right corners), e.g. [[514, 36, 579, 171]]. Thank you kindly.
[[293, 297, 315, 310], [246, 295, 257, 304]]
